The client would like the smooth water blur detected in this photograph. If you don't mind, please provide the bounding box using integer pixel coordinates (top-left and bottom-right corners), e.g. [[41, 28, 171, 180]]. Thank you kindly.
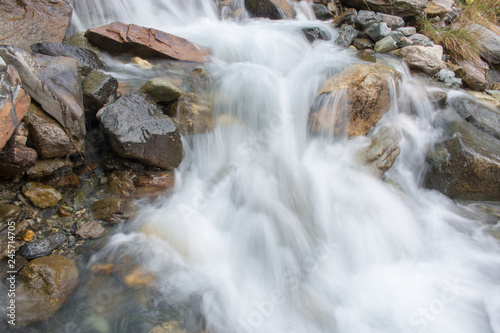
[[50, 1, 500, 332]]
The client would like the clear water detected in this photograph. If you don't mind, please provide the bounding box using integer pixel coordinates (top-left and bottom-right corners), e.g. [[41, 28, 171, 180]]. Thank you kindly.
[[17, 0, 500, 332]]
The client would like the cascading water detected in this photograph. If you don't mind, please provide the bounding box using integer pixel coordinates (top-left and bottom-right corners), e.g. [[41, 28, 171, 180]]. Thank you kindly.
[[30, 1, 500, 332]]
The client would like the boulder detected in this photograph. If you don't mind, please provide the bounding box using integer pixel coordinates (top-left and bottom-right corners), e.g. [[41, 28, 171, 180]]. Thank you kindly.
[[353, 37, 374, 50], [82, 70, 119, 121], [20, 232, 66, 260], [375, 36, 398, 53], [244, 0, 296, 19], [459, 60, 489, 92], [391, 45, 443, 76], [365, 22, 392, 42], [302, 27, 331, 43], [31, 42, 104, 76], [312, 3, 334, 20], [0, 46, 86, 139], [17, 255, 78, 326], [22, 182, 62, 209], [376, 13, 404, 28], [408, 33, 434, 47], [0, 0, 72, 50], [84, 22, 210, 62], [23, 103, 83, 159], [354, 10, 380, 30], [0, 65, 31, 150], [339, 0, 427, 18], [0, 123, 37, 179], [141, 78, 182, 102], [97, 94, 184, 170], [309, 63, 401, 137], [335, 25, 360, 48], [468, 24, 500, 64], [425, 109, 500, 201], [395, 26, 417, 36], [358, 126, 401, 177], [165, 92, 216, 135]]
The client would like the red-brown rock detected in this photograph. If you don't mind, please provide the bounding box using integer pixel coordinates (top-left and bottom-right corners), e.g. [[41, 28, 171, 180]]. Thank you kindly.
[[0, 123, 37, 179], [85, 22, 210, 62]]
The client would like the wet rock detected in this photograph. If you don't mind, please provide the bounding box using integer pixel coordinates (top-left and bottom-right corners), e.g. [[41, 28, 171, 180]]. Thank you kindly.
[[302, 27, 331, 43], [31, 42, 104, 75], [91, 197, 136, 223], [0, 0, 72, 50], [26, 159, 73, 179], [358, 126, 401, 177], [0, 239, 24, 261], [335, 25, 360, 48], [374, 36, 398, 53], [340, 0, 427, 18], [365, 22, 392, 42], [391, 45, 443, 76], [134, 171, 175, 198], [107, 170, 136, 198], [244, 0, 296, 20], [459, 60, 489, 92], [22, 182, 62, 208], [124, 269, 156, 289], [82, 70, 119, 121], [449, 94, 500, 140], [356, 49, 377, 62], [45, 172, 80, 189], [166, 92, 215, 135], [408, 34, 434, 47], [353, 37, 374, 50], [85, 22, 210, 62], [376, 13, 404, 28], [23, 103, 83, 159], [76, 220, 107, 239], [0, 46, 86, 139], [425, 109, 500, 201], [395, 26, 417, 36], [429, 90, 448, 108], [309, 63, 401, 137], [97, 94, 184, 170], [354, 10, 380, 30], [141, 78, 182, 102], [20, 232, 66, 259], [425, 0, 454, 17], [0, 124, 38, 179], [0, 65, 31, 150], [17, 254, 78, 326], [312, 3, 333, 20], [0, 204, 23, 230]]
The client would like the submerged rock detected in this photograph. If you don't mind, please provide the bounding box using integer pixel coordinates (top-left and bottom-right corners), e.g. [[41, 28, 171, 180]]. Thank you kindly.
[[76, 220, 107, 239], [22, 182, 62, 208], [244, 0, 296, 20], [107, 170, 136, 198], [166, 92, 216, 136], [358, 126, 401, 177], [91, 197, 136, 223], [26, 159, 73, 179]]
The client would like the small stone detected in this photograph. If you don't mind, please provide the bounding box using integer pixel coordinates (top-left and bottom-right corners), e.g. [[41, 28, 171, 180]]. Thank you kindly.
[[408, 34, 434, 47], [20, 232, 66, 259], [21, 230, 35, 242], [132, 57, 153, 70], [365, 22, 392, 42], [91, 197, 136, 223], [149, 321, 187, 333], [356, 49, 376, 62], [107, 170, 136, 197], [76, 220, 107, 239], [140, 78, 182, 103], [374, 36, 398, 53], [352, 37, 374, 50], [335, 25, 360, 48], [26, 159, 73, 179], [22, 182, 62, 208], [397, 37, 413, 48]]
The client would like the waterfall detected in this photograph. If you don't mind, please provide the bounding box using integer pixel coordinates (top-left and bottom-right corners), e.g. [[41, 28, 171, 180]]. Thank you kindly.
[[52, 1, 500, 332]]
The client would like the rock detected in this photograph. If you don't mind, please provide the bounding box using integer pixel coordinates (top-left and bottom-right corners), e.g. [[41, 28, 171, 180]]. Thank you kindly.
[[0, 65, 31, 150], [309, 63, 401, 137], [97, 94, 184, 170], [395, 26, 417, 36], [396, 36, 413, 48], [449, 94, 500, 140], [365, 22, 392, 42], [17, 255, 78, 326], [243, 0, 296, 19], [84, 22, 210, 62], [408, 33, 434, 47], [63, 31, 101, 53], [26, 159, 73, 179], [0, 124, 38, 179], [467, 91, 500, 109], [124, 269, 156, 288], [22, 182, 62, 208], [141, 78, 182, 102], [425, 109, 500, 201], [0, 0, 72, 50], [486, 90, 500, 103], [459, 60, 489, 91], [387, 31, 404, 43], [358, 126, 401, 177], [429, 90, 448, 109], [302, 27, 331, 43], [133, 171, 175, 198], [375, 36, 398, 53], [149, 321, 187, 333], [434, 69, 461, 88], [165, 92, 216, 136], [20, 232, 66, 260], [76, 220, 107, 239], [376, 13, 404, 28], [425, 0, 454, 17], [91, 197, 135, 223], [354, 10, 380, 30], [0, 204, 23, 232], [339, 0, 427, 18], [357, 49, 377, 62], [335, 25, 360, 48], [31, 43, 104, 75], [353, 37, 374, 50], [107, 170, 136, 197], [82, 70, 119, 121], [23, 103, 83, 159], [312, 3, 334, 20], [0, 46, 86, 139], [391, 45, 443, 76]]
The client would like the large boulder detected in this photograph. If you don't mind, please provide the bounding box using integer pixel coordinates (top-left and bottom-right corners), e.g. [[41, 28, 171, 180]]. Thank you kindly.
[[0, 65, 31, 150], [244, 0, 296, 19], [309, 63, 401, 137], [97, 94, 184, 170], [0, 124, 37, 179], [0, 0, 72, 50], [339, 0, 427, 18], [17, 255, 78, 327], [468, 24, 500, 65], [84, 22, 210, 62], [425, 109, 500, 201], [0, 46, 86, 139], [391, 45, 443, 76]]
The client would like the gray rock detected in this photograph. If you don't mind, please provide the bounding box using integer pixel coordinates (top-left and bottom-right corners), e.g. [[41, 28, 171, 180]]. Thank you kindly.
[[335, 25, 360, 48], [354, 10, 380, 30], [468, 24, 500, 64], [365, 22, 392, 42], [20, 232, 66, 260], [312, 3, 334, 20], [376, 13, 404, 28], [358, 126, 401, 177], [82, 70, 118, 121], [397, 36, 413, 48], [395, 26, 417, 36], [97, 94, 184, 170], [352, 37, 374, 50], [375, 36, 398, 53], [0, 46, 86, 139], [244, 0, 296, 19], [340, 0, 427, 18], [434, 69, 462, 88], [459, 60, 488, 91], [408, 34, 434, 47], [76, 221, 107, 239], [141, 78, 182, 103], [31, 43, 104, 75], [91, 197, 136, 223], [302, 27, 331, 42], [388, 31, 404, 43]]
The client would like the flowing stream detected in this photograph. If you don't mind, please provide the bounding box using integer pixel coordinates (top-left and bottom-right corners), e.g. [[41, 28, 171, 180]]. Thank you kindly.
[[47, 1, 500, 332]]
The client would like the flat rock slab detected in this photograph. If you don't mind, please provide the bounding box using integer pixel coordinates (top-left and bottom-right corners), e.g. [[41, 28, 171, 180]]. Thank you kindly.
[[85, 22, 210, 62], [20, 232, 66, 260]]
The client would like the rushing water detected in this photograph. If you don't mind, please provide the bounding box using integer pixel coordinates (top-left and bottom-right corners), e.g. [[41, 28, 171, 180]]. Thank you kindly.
[[27, 0, 500, 332]]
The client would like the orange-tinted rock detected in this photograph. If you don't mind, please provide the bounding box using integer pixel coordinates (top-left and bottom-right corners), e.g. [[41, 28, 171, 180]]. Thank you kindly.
[[85, 22, 210, 62], [133, 171, 175, 198], [0, 123, 37, 178]]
